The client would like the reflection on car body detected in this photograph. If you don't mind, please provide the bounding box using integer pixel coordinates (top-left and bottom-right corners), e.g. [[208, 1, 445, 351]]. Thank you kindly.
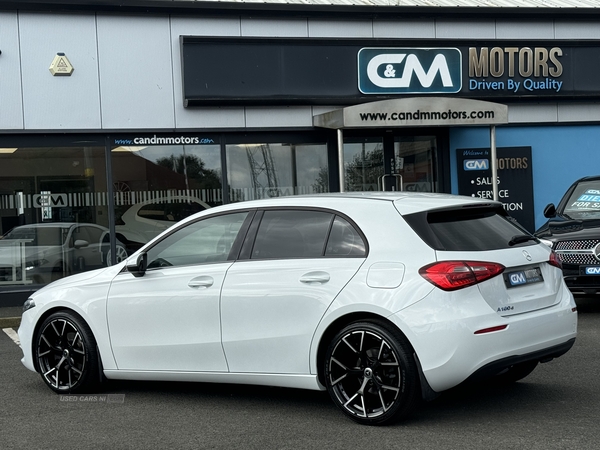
[[19, 193, 577, 425]]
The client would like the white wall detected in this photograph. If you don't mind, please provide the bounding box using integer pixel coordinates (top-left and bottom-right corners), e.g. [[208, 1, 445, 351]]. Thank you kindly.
[[0, 11, 598, 131]]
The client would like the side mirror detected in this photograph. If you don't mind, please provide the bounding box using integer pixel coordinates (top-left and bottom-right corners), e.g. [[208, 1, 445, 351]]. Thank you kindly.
[[126, 253, 147, 277], [73, 239, 89, 249], [543, 203, 557, 218]]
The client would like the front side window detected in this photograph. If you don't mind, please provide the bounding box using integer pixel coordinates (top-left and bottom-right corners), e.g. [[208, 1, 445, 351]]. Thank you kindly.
[[146, 212, 248, 269]]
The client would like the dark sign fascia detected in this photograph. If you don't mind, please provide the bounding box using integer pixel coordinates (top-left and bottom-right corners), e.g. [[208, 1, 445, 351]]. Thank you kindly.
[[456, 146, 534, 232], [181, 37, 598, 106]]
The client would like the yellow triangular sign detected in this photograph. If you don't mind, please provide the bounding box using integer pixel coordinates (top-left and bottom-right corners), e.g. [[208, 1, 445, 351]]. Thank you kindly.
[[49, 53, 74, 76]]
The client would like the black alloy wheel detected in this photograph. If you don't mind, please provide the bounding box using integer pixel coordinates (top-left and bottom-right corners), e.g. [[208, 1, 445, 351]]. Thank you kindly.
[[324, 320, 419, 425], [35, 311, 100, 393]]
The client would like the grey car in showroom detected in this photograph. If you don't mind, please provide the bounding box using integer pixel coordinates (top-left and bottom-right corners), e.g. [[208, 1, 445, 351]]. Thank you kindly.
[[0, 222, 127, 285]]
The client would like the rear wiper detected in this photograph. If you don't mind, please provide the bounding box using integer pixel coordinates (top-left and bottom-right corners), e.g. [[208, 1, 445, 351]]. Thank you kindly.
[[508, 235, 538, 246]]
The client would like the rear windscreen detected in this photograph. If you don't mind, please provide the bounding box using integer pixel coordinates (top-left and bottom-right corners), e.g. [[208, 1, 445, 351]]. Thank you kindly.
[[404, 206, 534, 251]]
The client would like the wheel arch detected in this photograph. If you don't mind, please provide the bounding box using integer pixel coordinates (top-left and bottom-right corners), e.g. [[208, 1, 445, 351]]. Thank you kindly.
[[315, 312, 416, 386], [31, 307, 99, 373]]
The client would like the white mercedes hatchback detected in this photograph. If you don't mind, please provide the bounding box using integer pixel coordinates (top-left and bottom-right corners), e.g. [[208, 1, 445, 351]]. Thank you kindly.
[[18, 193, 577, 425]]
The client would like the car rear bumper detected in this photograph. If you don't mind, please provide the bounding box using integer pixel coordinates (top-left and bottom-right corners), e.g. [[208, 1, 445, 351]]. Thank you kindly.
[[464, 337, 575, 383], [391, 282, 578, 392]]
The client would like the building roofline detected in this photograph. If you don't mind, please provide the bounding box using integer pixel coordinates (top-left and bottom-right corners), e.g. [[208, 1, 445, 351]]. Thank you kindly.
[[2, 0, 600, 19]]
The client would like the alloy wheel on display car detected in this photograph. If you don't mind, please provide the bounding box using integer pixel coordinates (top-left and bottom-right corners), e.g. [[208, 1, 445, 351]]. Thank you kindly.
[[324, 320, 419, 425], [107, 245, 128, 266]]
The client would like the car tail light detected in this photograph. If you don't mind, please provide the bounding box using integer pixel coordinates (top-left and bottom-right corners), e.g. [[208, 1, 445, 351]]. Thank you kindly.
[[419, 261, 505, 291], [548, 250, 562, 269]]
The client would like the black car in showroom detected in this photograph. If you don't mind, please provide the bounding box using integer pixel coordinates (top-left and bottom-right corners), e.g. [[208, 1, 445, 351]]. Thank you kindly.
[[535, 175, 600, 294]]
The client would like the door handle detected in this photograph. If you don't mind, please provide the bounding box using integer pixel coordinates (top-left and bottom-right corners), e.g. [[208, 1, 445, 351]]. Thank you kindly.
[[188, 276, 214, 288], [300, 271, 330, 285]]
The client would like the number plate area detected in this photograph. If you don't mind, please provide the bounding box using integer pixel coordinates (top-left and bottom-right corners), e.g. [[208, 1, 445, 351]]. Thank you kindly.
[[504, 267, 544, 288], [582, 266, 600, 275]]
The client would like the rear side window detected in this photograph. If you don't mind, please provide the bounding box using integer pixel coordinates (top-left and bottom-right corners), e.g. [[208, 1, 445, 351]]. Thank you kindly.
[[252, 210, 332, 259], [250, 209, 367, 259], [404, 206, 533, 251], [325, 216, 366, 257]]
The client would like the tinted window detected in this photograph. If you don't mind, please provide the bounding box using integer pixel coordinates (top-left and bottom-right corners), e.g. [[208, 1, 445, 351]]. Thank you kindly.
[[325, 216, 366, 257], [405, 207, 532, 251], [146, 212, 248, 268], [252, 210, 332, 259]]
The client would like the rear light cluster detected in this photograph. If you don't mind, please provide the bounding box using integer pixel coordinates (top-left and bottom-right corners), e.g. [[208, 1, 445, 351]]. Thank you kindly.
[[419, 261, 505, 291], [548, 250, 562, 269]]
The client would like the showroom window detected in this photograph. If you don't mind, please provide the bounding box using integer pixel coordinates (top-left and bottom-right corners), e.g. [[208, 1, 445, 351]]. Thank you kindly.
[[226, 143, 329, 202], [0, 133, 334, 296], [111, 141, 222, 253], [0, 145, 117, 287]]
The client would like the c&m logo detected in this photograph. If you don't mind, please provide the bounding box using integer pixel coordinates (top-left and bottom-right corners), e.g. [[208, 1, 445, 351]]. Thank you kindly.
[[33, 193, 67, 208], [358, 48, 462, 95], [464, 159, 489, 171], [509, 272, 527, 286]]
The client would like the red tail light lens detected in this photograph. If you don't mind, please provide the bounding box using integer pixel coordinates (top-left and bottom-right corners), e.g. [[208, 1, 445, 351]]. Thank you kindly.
[[549, 250, 562, 269], [419, 261, 505, 291]]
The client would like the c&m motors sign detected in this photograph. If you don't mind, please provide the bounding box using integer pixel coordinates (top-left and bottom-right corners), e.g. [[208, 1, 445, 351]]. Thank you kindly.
[[358, 48, 462, 95]]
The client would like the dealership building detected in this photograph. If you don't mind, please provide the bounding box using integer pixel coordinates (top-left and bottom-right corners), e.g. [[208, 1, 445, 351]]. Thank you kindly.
[[1, 0, 600, 305]]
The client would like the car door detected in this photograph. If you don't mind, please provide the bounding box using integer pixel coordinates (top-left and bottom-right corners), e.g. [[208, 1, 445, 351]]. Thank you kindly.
[[220, 209, 367, 374], [106, 211, 251, 372]]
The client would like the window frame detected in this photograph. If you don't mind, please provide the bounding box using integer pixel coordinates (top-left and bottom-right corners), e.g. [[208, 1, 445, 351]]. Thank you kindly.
[[238, 206, 368, 261], [138, 209, 256, 272]]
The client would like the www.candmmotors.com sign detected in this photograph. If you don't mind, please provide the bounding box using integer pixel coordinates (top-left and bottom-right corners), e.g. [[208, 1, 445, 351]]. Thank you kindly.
[[358, 48, 462, 95], [313, 97, 508, 129]]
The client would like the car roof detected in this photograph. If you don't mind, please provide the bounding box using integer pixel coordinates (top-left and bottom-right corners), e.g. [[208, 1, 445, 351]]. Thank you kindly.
[[12, 222, 77, 229], [201, 192, 500, 215], [572, 175, 600, 183]]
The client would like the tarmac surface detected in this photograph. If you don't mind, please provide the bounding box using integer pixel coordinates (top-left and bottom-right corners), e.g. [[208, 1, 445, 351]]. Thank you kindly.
[[0, 306, 22, 328]]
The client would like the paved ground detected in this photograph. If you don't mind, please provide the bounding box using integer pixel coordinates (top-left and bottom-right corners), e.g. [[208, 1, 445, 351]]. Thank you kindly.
[[0, 296, 599, 450]]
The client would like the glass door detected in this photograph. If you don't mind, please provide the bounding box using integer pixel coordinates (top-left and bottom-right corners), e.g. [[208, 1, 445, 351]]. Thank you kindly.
[[343, 136, 385, 192], [394, 135, 437, 193], [343, 132, 438, 193]]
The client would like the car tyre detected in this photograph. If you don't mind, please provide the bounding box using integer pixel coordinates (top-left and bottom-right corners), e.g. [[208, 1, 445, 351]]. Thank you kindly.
[[324, 320, 419, 425], [35, 311, 101, 394]]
